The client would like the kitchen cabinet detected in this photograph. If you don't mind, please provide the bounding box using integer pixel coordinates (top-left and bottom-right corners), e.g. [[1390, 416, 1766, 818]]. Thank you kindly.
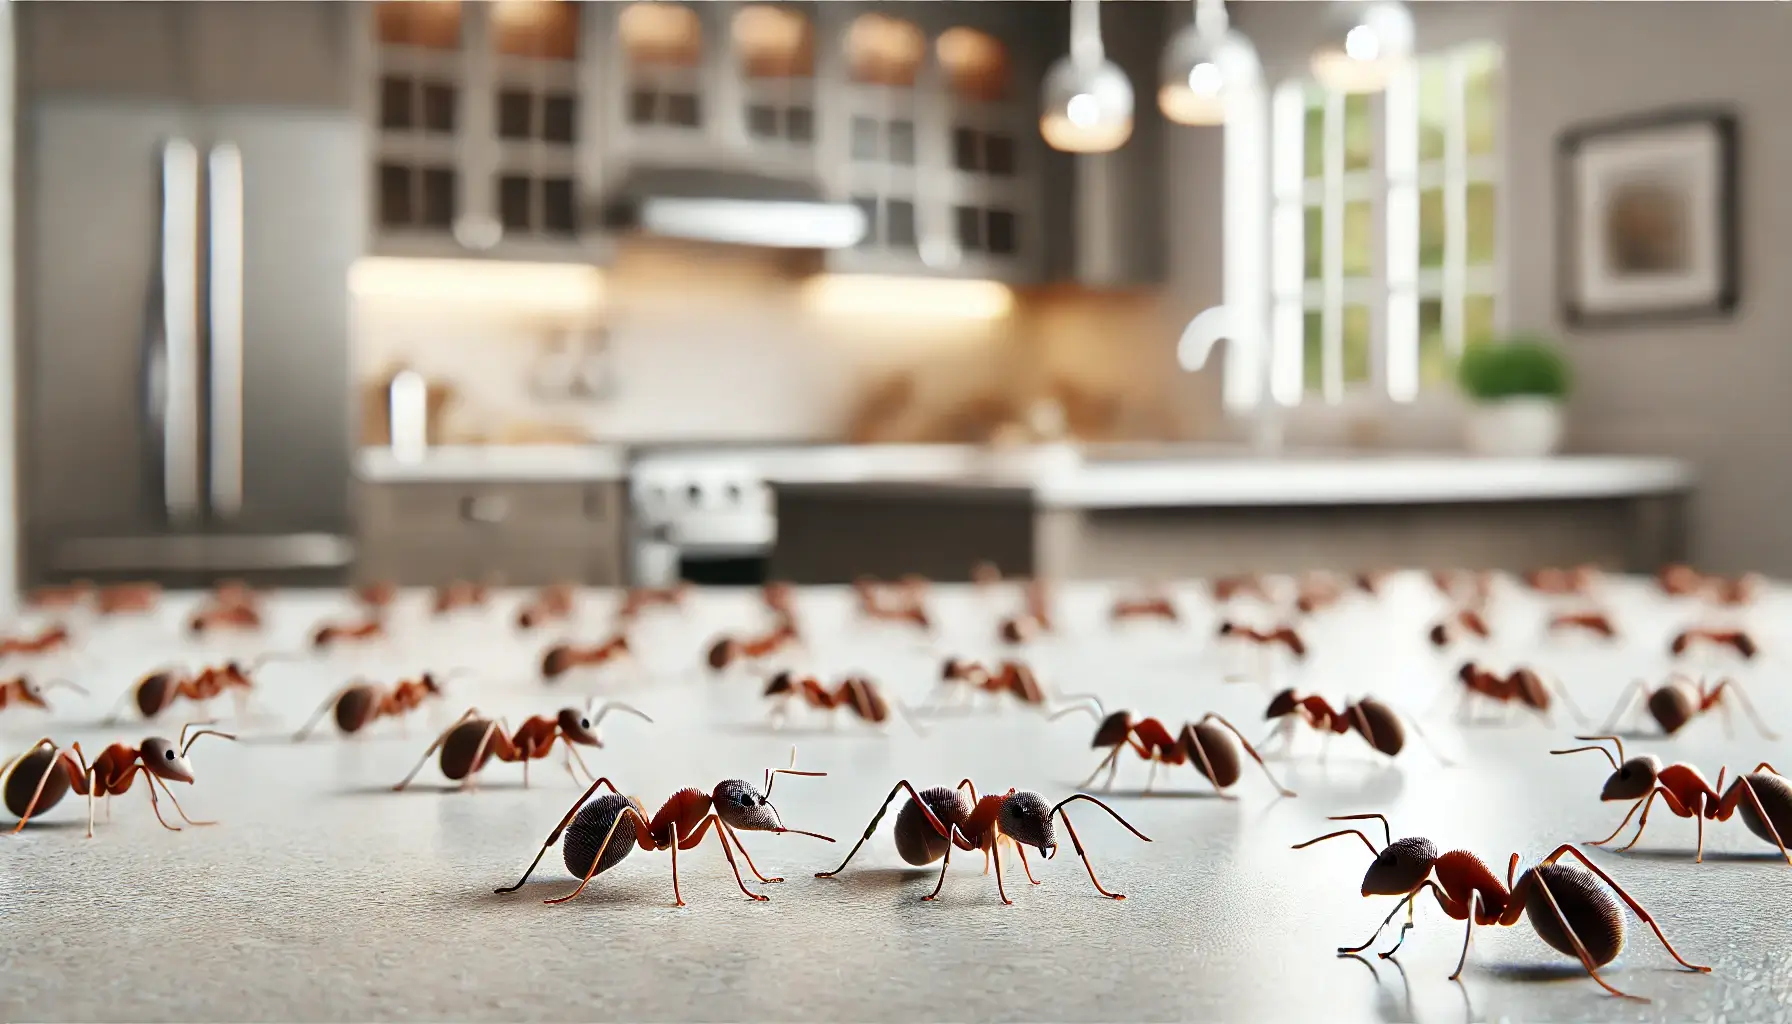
[[19, 2, 351, 108], [355, 480, 627, 586]]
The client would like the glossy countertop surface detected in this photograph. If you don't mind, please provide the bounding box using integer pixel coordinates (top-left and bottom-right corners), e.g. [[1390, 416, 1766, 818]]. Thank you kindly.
[[2, 577, 1785, 1021]]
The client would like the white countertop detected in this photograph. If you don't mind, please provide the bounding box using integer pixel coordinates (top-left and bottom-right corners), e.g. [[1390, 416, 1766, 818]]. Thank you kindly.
[[356, 445, 628, 483]]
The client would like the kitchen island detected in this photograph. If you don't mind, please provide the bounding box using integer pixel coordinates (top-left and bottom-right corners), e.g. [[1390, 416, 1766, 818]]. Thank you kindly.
[[771, 455, 1693, 583]]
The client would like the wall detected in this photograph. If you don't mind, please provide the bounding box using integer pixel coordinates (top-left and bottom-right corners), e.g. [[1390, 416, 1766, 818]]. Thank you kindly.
[[1218, 1, 1792, 573], [0, 0, 16, 612]]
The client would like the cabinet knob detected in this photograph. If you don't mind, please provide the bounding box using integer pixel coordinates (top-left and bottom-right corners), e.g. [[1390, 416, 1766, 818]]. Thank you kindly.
[[453, 214, 503, 251], [461, 494, 511, 524]]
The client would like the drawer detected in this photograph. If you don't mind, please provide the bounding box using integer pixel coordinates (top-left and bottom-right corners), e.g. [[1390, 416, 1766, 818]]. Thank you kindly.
[[360, 482, 590, 535], [582, 482, 623, 524], [356, 539, 489, 587]]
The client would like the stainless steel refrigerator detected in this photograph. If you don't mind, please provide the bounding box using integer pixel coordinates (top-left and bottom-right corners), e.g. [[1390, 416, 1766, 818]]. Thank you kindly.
[[22, 97, 363, 586]]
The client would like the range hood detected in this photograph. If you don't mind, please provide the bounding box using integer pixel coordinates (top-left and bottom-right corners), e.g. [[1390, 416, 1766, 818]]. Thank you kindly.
[[598, 167, 868, 250]]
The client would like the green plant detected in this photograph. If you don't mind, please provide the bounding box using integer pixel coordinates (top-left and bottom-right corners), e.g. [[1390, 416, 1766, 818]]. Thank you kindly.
[[1456, 334, 1571, 401]]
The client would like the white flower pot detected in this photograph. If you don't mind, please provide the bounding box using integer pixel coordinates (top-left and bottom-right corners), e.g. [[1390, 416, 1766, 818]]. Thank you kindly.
[[1463, 397, 1564, 457]]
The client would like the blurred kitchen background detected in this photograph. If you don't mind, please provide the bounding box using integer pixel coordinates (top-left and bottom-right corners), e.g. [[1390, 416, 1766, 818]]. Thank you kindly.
[[4, 0, 1784, 600]]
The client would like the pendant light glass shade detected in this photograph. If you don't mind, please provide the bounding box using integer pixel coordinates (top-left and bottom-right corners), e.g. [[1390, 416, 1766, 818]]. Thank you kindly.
[[1158, 9, 1260, 127], [1310, 0, 1413, 95], [1041, 0, 1134, 153]]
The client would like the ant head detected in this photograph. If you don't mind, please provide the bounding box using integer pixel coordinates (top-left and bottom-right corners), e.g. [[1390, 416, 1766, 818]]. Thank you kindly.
[[140, 737, 196, 784], [1602, 755, 1663, 801], [1734, 633, 1759, 659], [1361, 837, 1439, 896], [14, 678, 48, 708], [1456, 661, 1478, 683], [1217, 621, 1237, 637], [1265, 688, 1300, 719], [557, 707, 600, 746], [713, 779, 781, 832], [419, 673, 445, 694], [997, 790, 1056, 856], [1091, 709, 1134, 748], [762, 671, 795, 697]]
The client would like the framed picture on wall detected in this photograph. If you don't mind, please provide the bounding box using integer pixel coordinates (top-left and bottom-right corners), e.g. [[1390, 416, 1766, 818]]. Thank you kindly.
[[1558, 107, 1739, 327]]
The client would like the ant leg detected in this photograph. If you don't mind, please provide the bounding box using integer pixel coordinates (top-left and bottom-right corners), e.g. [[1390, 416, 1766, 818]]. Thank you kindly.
[[923, 836, 955, 902], [1521, 864, 1647, 1001], [722, 823, 782, 884], [139, 769, 180, 832], [1078, 744, 1122, 790], [1340, 891, 1413, 954], [457, 721, 503, 794], [1384, 882, 1453, 958], [1144, 758, 1159, 793], [816, 781, 952, 879], [1014, 840, 1042, 885], [680, 814, 765, 902], [566, 744, 596, 786], [153, 776, 214, 826], [1600, 680, 1648, 734], [1050, 796, 1149, 900], [392, 709, 480, 791], [1535, 844, 1711, 972], [1716, 679, 1779, 741], [1721, 777, 1792, 867], [1200, 714, 1297, 797], [1587, 795, 1647, 847], [496, 776, 627, 894], [991, 838, 1013, 905], [293, 686, 355, 741], [1617, 787, 1693, 853], [1448, 893, 1480, 981], [543, 807, 646, 906]]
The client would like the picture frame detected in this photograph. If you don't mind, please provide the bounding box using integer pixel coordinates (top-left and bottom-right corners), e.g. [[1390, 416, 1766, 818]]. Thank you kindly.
[[1557, 106, 1739, 327]]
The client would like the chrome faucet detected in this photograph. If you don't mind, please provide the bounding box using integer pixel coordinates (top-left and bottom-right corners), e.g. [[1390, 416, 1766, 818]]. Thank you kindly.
[[1177, 307, 1283, 454]]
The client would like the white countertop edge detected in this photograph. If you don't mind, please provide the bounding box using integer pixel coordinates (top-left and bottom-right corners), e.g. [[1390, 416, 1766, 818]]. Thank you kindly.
[[1037, 456, 1695, 509], [356, 446, 628, 483]]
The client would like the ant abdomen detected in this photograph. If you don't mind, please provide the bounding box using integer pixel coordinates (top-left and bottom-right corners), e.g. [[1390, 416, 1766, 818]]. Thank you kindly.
[[135, 674, 175, 718], [440, 719, 498, 781], [562, 793, 646, 880], [1353, 700, 1405, 756], [334, 687, 376, 733], [4, 747, 69, 819], [542, 646, 574, 679], [1647, 686, 1696, 734], [1182, 723, 1240, 788], [1736, 773, 1792, 848], [1521, 863, 1625, 967], [894, 787, 971, 865]]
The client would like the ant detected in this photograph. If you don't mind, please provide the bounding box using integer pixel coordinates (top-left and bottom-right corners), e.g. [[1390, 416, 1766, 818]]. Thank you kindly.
[[1110, 588, 1179, 624], [1449, 661, 1586, 725], [311, 615, 386, 650], [853, 576, 930, 630], [1212, 573, 1271, 603], [293, 672, 456, 739], [2, 723, 236, 838], [1657, 564, 1763, 605], [1670, 627, 1757, 661], [1061, 709, 1295, 797], [706, 616, 801, 672], [928, 658, 1101, 718], [105, 655, 294, 724], [0, 623, 73, 657], [495, 755, 834, 907], [432, 580, 490, 615], [1427, 607, 1490, 647], [1600, 674, 1777, 740], [394, 701, 651, 791], [1524, 564, 1602, 596], [1294, 574, 1348, 616], [1550, 735, 1792, 866], [1430, 568, 1494, 605], [1293, 812, 1709, 1001], [1261, 689, 1447, 764], [616, 584, 690, 622], [997, 613, 1048, 645], [516, 584, 576, 630], [762, 672, 917, 731], [817, 779, 1150, 904], [1353, 569, 1391, 596], [540, 634, 631, 680], [354, 580, 397, 609], [28, 580, 93, 609], [1216, 621, 1308, 658], [188, 602, 261, 635], [0, 676, 86, 713], [97, 582, 161, 615], [1549, 611, 1618, 639]]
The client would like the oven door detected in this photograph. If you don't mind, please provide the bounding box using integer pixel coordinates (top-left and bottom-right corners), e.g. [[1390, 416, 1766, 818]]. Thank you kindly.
[[677, 543, 771, 586]]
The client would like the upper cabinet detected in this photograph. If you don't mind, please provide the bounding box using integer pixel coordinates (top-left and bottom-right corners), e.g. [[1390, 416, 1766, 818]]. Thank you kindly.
[[354, 1, 1050, 280]]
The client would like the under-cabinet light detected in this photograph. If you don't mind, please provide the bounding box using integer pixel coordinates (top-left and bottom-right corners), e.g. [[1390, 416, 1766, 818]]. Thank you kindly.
[[349, 257, 605, 314], [800, 275, 1015, 321]]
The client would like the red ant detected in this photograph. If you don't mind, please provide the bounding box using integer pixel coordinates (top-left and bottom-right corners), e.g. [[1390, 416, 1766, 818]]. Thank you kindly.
[[311, 615, 386, 650], [817, 779, 1150, 904], [2, 723, 236, 838], [1428, 607, 1490, 647], [853, 576, 930, 630], [1110, 590, 1179, 624], [0, 623, 72, 657], [97, 582, 161, 615], [27, 580, 93, 609], [1212, 574, 1271, 603], [0, 676, 86, 713], [762, 672, 917, 730], [706, 616, 801, 672], [394, 701, 651, 791], [293, 672, 456, 739], [432, 580, 491, 615], [1551, 735, 1792, 866], [1291, 572, 1350, 615], [1294, 812, 1709, 1001], [1354, 569, 1391, 596], [616, 584, 690, 622], [1670, 627, 1757, 661], [1430, 568, 1494, 605], [188, 602, 261, 635], [355, 581, 397, 609], [541, 634, 631, 680], [928, 658, 1101, 717], [1600, 674, 1777, 740], [1061, 709, 1295, 797], [1449, 661, 1586, 725], [1216, 621, 1308, 658], [494, 755, 834, 906], [1657, 564, 1764, 605], [1525, 564, 1602, 596], [104, 657, 287, 723], [1261, 689, 1447, 763], [516, 584, 576, 630], [1549, 610, 1618, 639]]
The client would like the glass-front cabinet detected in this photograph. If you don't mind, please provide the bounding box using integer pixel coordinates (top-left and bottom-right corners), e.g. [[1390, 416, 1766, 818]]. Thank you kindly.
[[359, 1, 1046, 280]]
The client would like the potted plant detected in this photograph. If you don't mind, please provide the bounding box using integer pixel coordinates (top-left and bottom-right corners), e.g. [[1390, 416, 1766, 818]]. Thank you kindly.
[[1456, 334, 1571, 457]]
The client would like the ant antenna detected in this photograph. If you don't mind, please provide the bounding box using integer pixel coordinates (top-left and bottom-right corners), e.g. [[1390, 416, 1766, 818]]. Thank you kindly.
[[1293, 813, 1392, 855], [1550, 734, 1624, 770], [40, 677, 88, 696], [1047, 694, 1106, 720], [178, 721, 238, 756], [762, 746, 825, 800], [586, 700, 653, 729]]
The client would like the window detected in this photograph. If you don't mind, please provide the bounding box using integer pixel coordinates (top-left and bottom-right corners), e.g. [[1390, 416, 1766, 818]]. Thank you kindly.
[[1270, 42, 1503, 404]]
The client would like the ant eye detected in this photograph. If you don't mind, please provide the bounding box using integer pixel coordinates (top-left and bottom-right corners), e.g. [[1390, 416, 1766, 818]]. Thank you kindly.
[[579, 719, 590, 729], [737, 793, 754, 807], [164, 749, 176, 760]]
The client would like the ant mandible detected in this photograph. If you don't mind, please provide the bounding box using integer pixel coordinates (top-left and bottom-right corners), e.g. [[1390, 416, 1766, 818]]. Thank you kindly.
[[1261, 689, 1449, 764], [817, 779, 1150, 904], [494, 754, 834, 907], [393, 701, 651, 791], [1550, 735, 1792, 866], [2, 723, 235, 838], [0, 675, 86, 714], [1058, 709, 1295, 798], [1293, 812, 1709, 1001], [1601, 674, 1777, 740], [293, 672, 459, 739]]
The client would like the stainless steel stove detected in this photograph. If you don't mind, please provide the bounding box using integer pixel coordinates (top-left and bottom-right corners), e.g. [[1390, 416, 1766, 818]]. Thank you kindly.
[[628, 448, 780, 586]]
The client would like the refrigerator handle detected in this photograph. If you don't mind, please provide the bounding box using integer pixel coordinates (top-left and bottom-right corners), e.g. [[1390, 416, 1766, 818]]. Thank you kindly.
[[207, 142, 246, 518], [160, 139, 203, 524]]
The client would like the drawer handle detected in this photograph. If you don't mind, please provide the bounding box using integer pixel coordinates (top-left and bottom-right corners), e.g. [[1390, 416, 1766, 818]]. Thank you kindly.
[[461, 494, 511, 524]]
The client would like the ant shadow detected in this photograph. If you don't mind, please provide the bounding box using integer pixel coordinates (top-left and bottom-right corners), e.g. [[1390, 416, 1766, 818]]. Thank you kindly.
[[813, 866, 938, 892], [1603, 846, 1786, 864], [334, 780, 537, 797], [448, 878, 653, 910], [1067, 786, 1230, 801], [1478, 961, 1598, 983], [10, 818, 90, 832]]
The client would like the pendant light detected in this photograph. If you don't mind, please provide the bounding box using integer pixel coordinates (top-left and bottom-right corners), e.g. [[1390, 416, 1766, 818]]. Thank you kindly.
[[1310, 0, 1414, 95], [1040, 0, 1133, 153], [1158, 0, 1259, 127]]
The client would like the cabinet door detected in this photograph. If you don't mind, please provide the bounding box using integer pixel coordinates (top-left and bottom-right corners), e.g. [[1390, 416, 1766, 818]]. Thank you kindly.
[[18, 1, 186, 99], [184, 2, 353, 109]]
